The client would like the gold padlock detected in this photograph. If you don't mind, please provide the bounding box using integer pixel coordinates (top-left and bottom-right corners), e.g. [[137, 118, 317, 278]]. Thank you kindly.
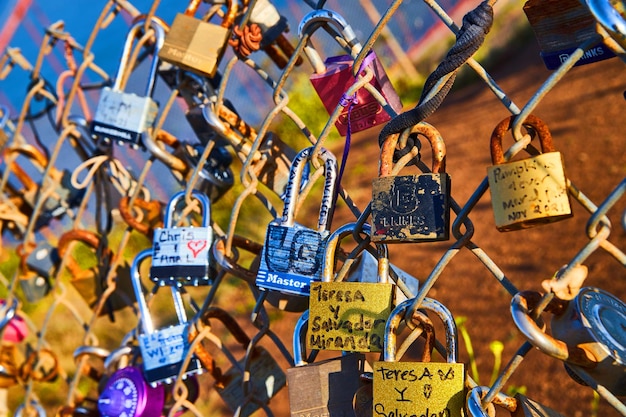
[[158, 0, 238, 77], [487, 114, 572, 231]]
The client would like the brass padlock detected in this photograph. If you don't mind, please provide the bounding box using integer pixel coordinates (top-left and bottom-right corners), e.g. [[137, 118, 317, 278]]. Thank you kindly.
[[90, 18, 165, 148], [373, 297, 465, 417], [372, 122, 451, 243], [307, 222, 395, 353], [299, 9, 403, 137], [158, 0, 237, 77], [287, 310, 372, 417], [199, 307, 286, 417], [487, 114, 572, 231], [467, 385, 567, 417], [511, 287, 626, 397], [523, 0, 615, 70]]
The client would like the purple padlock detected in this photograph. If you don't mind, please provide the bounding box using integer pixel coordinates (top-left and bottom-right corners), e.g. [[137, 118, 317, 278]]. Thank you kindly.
[[98, 366, 165, 417], [298, 9, 403, 137]]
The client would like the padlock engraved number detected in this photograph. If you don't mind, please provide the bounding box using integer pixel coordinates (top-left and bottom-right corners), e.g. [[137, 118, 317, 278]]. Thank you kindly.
[[372, 362, 465, 417]]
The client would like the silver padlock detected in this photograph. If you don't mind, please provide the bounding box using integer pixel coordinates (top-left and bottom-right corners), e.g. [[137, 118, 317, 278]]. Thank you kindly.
[[256, 146, 337, 297], [90, 18, 164, 148], [150, 190, 213, 287], [131, 248, 203, 386], [511, 287, 626, 397], [467, 385, 567, 417]]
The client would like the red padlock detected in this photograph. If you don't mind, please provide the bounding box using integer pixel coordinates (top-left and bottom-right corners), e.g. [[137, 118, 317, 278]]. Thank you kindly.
[[299, 9, 403, 136], [0, 298, 28, 344]]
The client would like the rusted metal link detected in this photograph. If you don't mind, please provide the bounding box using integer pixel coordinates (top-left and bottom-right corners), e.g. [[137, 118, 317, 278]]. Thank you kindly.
[[212, 235, 262, 284], [490, 114, 550, 165], [118, 195, 163, 238]]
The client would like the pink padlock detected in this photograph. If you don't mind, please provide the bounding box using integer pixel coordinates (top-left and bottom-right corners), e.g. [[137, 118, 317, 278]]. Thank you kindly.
[[0, 298, 28, 343], [298, 9, 403, 136]]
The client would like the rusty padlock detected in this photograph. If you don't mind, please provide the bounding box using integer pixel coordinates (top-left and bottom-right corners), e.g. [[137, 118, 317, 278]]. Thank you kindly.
[[307, 222, 395, 353], [57, 229, 136, 316], [158, 0, 237, 77], [118, 195, 163, 240], [199, 307, 286, 417], [487, 114, 572, 231], [298, 9, 403, 136], [372, 122, 451, 243], [511, 287, 626, 397]]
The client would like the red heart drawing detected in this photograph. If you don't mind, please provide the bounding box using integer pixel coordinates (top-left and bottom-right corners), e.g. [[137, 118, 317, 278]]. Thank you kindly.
[[187, 240, 208, 258]]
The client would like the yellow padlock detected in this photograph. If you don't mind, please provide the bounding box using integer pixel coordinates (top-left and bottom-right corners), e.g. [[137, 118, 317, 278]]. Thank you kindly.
[[487, 114, 572, 231], [159, 0, 238, 77]]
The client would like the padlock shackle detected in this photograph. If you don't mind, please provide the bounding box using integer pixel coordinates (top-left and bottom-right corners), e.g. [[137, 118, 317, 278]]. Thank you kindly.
[[297, 9, 362, 74], [292, 309, 310, 366], [510, 291, 596, 368], [384, 297, 458, 363], [490, 114, 555, 166], [57, 229, 107, 258], [281, 147, 337, 232], [184, 0, 238, 27], [162, 190, 211, 228], [4, 143, 49, 169], [14, 400, 46, 417], [112, 18, 165, 96], [379, 122, 447, 177], [466, 386, 518, 417], [321, 222, 389, 283], [200, 306, 251, 347], [103, 345, 137, 374], [212, 235, 262, 284], [584, 0, 626, 50], [119, 196, 163, 238], [131, 248, 156, 334], [0, 297, 18, 333]]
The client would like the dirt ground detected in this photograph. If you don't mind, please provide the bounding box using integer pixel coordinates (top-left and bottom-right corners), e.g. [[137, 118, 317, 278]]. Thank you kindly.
[[241, 33, 626, 417]]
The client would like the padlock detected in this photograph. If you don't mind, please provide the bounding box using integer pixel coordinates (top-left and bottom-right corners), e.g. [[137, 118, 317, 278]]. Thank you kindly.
[[199, 307, 286, 417], [3, 144, 85, 228], [523, 0, 615, 70], [467, 385, 567, 417], [372, 122, 451, 243], [158, 0, 237, 77], [98, 366, 166, 417], [150, 190, 214, 286], [16, 241, 57, 302], [172, 141, 234, 202], [14, 400, 46, 417], [57, 229, 137, 316], [584, 0, 626, 50], [346, 249, 419, 304], [487, 114, 572, 231], [90, 18, 165, 148], [66, 345, 111, 417], [511, 287, 626, 396], [307, 222, 395, 353], [298, 9, 403, 137], [373, 297, 465, 417], [132, 248, 203, 385], [287, 309, 372, 417], [256, 146, 337, 297], [248, 0, 301, 68]]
